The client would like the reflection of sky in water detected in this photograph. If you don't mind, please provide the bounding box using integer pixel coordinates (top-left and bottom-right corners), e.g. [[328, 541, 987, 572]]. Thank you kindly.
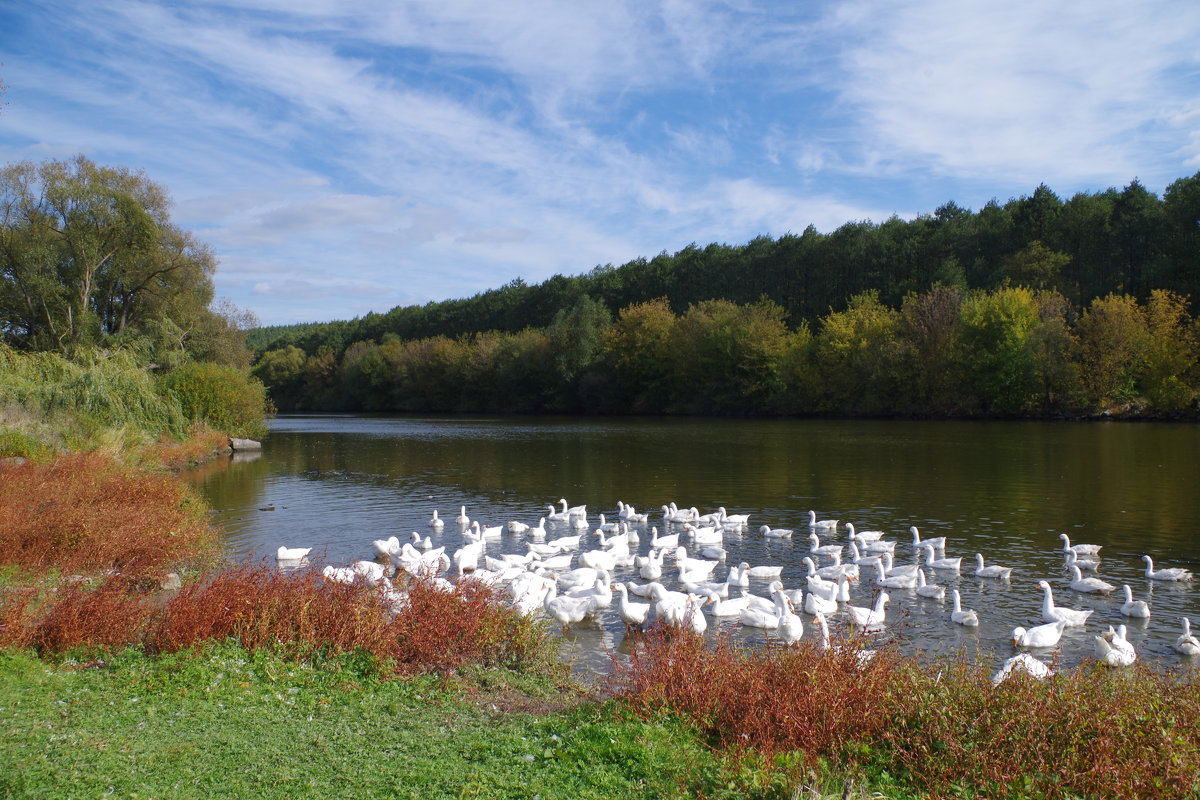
[[187, 414, 1200, 677]]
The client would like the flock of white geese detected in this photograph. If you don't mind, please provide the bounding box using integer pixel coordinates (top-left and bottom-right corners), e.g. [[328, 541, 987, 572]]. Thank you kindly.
[[276, 499, 1198, 684]]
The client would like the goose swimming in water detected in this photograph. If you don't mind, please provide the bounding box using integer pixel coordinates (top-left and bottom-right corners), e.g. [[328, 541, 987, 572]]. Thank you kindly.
[[1012, 619, 1067, 648], [974, 553, 1013, 580], [1174, 617, 1200, 656], [1094, 624, 1136, 667], [808, 510, 838, 530], [1120, 584, 1151, 619], [950, 589, 979, 627], [1037, 580, 1092, 625], [1068, 564, 1115, 594], [1142, 555, 1194, 582], [1058, 533, 1101, 556]]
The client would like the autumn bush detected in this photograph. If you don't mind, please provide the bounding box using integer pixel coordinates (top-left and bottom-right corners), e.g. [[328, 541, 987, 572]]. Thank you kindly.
[[613, 629, 1200, 800], [0, 453, 218, 577], [157, 360, 271, 439]]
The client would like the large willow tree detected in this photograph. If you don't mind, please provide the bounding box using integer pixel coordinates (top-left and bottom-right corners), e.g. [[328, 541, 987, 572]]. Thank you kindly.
[[0, 155, 219, 353]]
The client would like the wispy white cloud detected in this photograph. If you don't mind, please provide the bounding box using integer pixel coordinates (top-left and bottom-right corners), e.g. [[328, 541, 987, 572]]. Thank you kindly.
[[2, 0, 1198, 326]]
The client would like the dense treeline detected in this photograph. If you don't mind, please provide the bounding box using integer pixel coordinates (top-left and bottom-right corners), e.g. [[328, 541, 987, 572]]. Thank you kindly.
[[254, 287, 1200, 418], [0, 156, 272, 452], [249, 174, 1200, 360]]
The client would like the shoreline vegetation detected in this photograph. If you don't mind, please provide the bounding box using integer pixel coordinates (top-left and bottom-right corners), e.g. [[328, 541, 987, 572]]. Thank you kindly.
[[3, 155, 1200, 797]]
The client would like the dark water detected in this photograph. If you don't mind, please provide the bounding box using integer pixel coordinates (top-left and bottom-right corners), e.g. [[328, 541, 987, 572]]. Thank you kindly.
[[186, 414, 1200, 676]]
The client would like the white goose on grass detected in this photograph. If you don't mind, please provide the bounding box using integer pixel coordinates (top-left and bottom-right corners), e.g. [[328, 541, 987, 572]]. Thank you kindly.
[[1094, 624, 1136, 667], [915, 569, 945, 600], [1037, 580, 1093, 626], [1174, 618, 1200, 656], [1142, 555, 1194, 582], [1068, 564, 1115, 594], [808, 510, 839, 530], [847, 592, 890, 630], [276, 545, 312, 562], [1120, 584, 1151, 619], [950, 589, 979, 627], [845, 522, 885, 544], [1059, 533, 1102, 556], [991, 653, 1054, 686], [614, 583, 650, 629], [1012, 619, 1067, 649], [974, 553, 1013, 580]]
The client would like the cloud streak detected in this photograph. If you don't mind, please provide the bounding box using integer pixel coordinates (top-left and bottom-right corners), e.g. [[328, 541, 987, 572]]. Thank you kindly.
[[2, 0, 1197, 325]]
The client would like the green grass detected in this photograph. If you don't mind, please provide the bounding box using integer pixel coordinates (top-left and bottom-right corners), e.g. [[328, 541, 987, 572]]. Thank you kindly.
[[0, 643, 711, 800]]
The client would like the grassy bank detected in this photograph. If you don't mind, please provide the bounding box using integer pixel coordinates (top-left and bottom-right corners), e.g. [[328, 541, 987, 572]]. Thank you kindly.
[[0, 642, 910, 800]]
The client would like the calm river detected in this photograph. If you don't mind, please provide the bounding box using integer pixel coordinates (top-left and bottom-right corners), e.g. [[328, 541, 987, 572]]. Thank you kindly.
[[185, 414, 1200, 676]]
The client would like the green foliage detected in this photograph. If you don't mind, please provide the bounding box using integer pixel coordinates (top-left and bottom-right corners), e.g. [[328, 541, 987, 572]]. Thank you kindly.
[[158, 361, 271, 439], [958, 287, 1040, 413], [814, 291, 899, 414], [249, 172, 1200, 365], [0, 344, 189, 453]]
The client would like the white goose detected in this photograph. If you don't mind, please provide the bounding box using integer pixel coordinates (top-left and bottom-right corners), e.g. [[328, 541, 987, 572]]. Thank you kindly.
[[429, 509, 445, 529], [1094, 624, 1136, 666], [1120, 584, 1151, 619], [1068, 565, 1115, 594], [542, 583, 596, 629], [613, 583, 649, 629], [673, 547, 719, 578], [718, 508, 751, 528], [635, 549, 664, 580], [546, 504, 570, 523], [649, 527, 679, 549], [919, 544, 961, 572], [849, 541, 883, 568], [974, 553, 1013, 580], [1064, 549, 1100, 572], [740, 587, 788, 629], [856, 536, 896, 556], [808, 532, 843, 559], [991, 653, 1053, 685], [759, 525, 794, 539], [370, 537, 401, 559], [845, 522, 885, 544], [558, 499, 587, 518], [276, 545, 312, 562], [410, 531, 433, 551], [847, 592, 890, 629], [915, 568, 945, 600], [950, 589, 979, 627], [684, 523, 723, 546], [1012, 619, 1067, 648], [1037, 580, 1093, 625], [776, 594, 804, 645], [706, 591, 753, 617], [804, 587, 839, 615], [506, 519, 531, 535], [1142, 555, 1194, 582], [910, 526, 946, 552], [1173, 617, 1200, 656], [528, 518, 548, 540], [808, 510, 838, 531], [874, 560, 917, 589], [455, 505, 470, 526], [727, 562, 751, 588], [1058, 533, 1102, 556]]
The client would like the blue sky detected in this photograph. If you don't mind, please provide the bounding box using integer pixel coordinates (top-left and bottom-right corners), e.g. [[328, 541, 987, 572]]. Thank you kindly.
[[2, 1, 1199, 326]]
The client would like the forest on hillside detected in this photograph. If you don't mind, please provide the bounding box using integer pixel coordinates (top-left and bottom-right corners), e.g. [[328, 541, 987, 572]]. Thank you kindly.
[[249, 175, 1200, 359], [250, 175, 1200, 419]]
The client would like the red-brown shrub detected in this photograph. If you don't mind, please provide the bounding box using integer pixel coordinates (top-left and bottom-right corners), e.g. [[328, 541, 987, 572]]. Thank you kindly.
[[29, 575, 154, 654], [0, 453, 218, 576], [612, 625, 899, 761], [145, 562, 394, 657]]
